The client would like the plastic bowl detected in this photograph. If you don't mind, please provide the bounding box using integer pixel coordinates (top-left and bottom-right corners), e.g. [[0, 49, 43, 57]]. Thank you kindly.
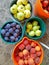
[[34, 0, 49, 19], [24, 16, 46, 40], [0, 20, 24, 44], [10, 0, 32, 22], [12, 37, 44, 65]]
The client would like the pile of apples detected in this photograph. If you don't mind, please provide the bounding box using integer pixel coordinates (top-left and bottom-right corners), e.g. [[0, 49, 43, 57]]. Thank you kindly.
[[15, 39, 42, 65], [26, 21, 42, 37], [10, 0, 31, 21], [41, 0, 49, 13]]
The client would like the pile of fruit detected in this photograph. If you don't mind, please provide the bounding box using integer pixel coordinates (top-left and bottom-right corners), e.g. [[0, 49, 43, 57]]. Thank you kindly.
[[15, 39, 42, 65], [26, 21, 42, 37], [10, 0, 31, 21], [41, 0, 49, 13], [1, 22, 22, 42]]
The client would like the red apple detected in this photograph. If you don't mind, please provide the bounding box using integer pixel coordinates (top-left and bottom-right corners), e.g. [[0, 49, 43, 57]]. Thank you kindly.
[[26, 44, 31, 51], [47, 6, 49, 11], [36, 51, 42, 57], [30, 48, 36, 54], [24, 60, 28, 65], [28, 58, 34, 65], [42, 0, 48, 8], [18, 59, 24, 65], [35, 57, 40, 64], [19, 52, 23, 58], [19, 44, 25, 50], [30, 54, 37, 59], [23, 40, 29, 46], [31, 42, 36, 48], [16, 56, 20, 62]]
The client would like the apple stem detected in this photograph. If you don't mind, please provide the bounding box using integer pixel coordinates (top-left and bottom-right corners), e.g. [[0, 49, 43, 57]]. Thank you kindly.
[[40, 42, 49, 50]]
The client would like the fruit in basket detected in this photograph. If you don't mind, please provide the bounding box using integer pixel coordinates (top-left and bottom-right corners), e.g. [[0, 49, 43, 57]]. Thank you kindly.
[[19, 44, 25, 50], [28, 58, 34, 65], [17, 0, 22, 6], [1, 29, 6, 35], [32, 21, 38, 26], [27, 23, 32, 30], [30, 54, 37, 59], [35, 30, 42, 36], [25, 3, 31, 10], [23, 40, 29, 45], [19, 52, 23, 58], [42, 0, 48, 8], [17, 5, 25, 12], [17, 12, 24, 21], [36, 51, 42, 57], [35, 57, 40, 64], [26, 29, 30, 33], [14, 14, 17, 18], [24, 60, 28, 65], [26, 44, 31, 51], [21, 0, 28, 5], [24, 10, 31, 18], [41, 0, 49, 13], [30, 48, 36, 54], [10, 4, 17, 14], [18, 59, 24, 65], [35, 46, 41, 51], [32, 26, 40, 31], [23, 49, 29, 56], [31, 42, 36, 47], [29, 31, 35, 36]]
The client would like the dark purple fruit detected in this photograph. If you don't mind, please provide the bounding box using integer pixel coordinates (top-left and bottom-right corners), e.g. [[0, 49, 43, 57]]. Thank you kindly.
[[15, 38, 18, 42], [13, 33, 18, 37], [1, 29, 6, 35], [9, 28, 13, 33], [15, 29, 19, 33], [5, 24, 11, 29], [5, 32, 10, 37], [11, 22, 16, 27], [16, 25, 20, 29], [4, 37, 9, 41], [10, 36, 15, 42]]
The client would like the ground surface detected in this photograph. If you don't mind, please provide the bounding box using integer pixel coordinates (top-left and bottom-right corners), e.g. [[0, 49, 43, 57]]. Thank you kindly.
[[0, 0, 49, 65]]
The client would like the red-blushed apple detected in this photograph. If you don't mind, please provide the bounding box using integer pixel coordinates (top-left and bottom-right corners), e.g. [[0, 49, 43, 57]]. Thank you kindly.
[[19, 52, 23, 58], [36, 51, 42, 57], [30, 48, 36, 54], [35, 57, 40, 64], [18, 59, 24, 65], [19, 44, 25, 50], [23, 40, 29, 46], [26, 44, 31, 51], [31, 42, 36, 48]]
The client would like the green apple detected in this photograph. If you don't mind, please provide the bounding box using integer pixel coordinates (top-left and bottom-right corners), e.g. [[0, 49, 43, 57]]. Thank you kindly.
[[32, 21, 38, 26], [17, 0, 22, 6], [14, 14, 17, 18], [24, 10, 31, 18], [21, 0, 28, 5], [27, 23, 32, 30], [17, 12, 24, 21], [35, 30, 42, 36], [10, 4, 17, 14], [25, 3, 31, 10], [26, 29, 30, 33], [17, 5, 25, 12], [29, 31, 35, 36], [32, 26, 40, 31]]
